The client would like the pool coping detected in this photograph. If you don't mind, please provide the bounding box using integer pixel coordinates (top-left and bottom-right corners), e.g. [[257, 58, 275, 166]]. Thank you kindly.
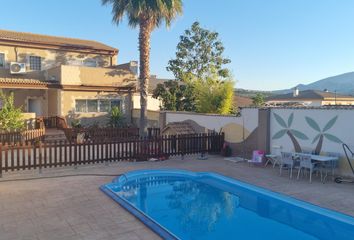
[[101, 169, 354, 239]]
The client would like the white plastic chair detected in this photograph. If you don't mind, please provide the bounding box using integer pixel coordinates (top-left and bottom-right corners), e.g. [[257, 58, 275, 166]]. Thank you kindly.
[[265, 145, 282, 168], [279, 152, 296, 178], [323, 152, 340, 180], [296, 153, 322, 183]]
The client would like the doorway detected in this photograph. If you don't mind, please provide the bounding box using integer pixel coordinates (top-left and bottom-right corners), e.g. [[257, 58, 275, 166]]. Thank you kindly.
[[28, 98, 43, 117]]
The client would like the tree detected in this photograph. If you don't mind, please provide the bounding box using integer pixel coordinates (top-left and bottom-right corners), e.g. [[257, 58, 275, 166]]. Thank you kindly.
[[251, 93, 265, 107], [102, 0, 183, 136], [167, 21, 231, 81], [166, 22, 234, 114], [193, 74, 234, 114], [152, 80, 195, 111], [0, 92, 24, 132]]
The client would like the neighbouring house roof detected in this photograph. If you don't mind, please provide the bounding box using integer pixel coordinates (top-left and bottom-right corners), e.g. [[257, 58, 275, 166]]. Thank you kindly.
[[0, 29, 117, 54], [162, 122, 197, 135], [234, 95, 253, 107], [266, 90, 354, 101], [134, 75, 175, 94], [148, 76, 174, 92]]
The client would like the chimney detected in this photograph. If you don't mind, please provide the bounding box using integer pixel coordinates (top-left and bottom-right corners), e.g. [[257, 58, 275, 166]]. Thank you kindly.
[[129, 61, 138, 75], [293, 87, 299, 97]]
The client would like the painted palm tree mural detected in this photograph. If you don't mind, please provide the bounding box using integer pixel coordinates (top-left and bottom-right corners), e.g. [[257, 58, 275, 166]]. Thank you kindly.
[[305, 116, 342, 154], [272, 113, 308, 152]]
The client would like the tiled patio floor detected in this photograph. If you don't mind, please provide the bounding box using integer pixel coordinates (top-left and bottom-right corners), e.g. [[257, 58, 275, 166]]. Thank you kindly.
[[1, 155, 353, 240]]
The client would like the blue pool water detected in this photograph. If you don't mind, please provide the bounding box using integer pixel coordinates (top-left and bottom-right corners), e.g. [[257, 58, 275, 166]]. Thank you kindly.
[[101, 170, 354, 240]]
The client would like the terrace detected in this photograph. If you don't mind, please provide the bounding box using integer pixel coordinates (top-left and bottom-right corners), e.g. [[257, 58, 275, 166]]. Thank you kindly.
[[0, 156, 353, 240]]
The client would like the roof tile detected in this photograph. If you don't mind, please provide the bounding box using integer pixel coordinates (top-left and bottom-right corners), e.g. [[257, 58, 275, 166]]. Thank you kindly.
[[0, 29, 117, 52]]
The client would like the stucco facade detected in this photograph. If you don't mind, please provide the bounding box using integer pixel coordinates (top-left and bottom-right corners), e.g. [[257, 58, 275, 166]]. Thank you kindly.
[[0, 45, 116, 71], [0, 29, 137, 126], [60, 90, 132, 126]]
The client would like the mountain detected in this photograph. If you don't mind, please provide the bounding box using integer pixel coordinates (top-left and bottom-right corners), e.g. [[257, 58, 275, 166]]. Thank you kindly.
[[274, 72, 354, 95], [235, 88, 274, 98]]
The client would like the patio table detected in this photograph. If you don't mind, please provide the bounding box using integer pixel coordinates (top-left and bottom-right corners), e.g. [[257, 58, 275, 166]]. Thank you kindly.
[[310, 155, 338, 183], [310, 155, 338, 162], [292, 153, 338, 183]]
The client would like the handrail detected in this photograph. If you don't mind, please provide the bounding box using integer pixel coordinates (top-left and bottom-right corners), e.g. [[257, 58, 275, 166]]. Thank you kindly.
[[342, 143, 354, 175]]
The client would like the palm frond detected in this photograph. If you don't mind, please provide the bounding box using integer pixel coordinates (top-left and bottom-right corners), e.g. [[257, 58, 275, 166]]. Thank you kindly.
[[305, 116, 321, 132], [273, 113, 287, 128], [103, 0, 182, 28], [322, 116, 338, 132]]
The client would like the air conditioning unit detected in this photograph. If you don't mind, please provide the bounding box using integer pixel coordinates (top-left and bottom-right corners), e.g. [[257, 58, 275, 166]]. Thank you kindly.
[[10, 62, 26, 74]]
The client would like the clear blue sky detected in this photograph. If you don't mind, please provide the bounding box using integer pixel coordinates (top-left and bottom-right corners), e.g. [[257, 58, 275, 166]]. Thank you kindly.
[[1, 0, 354, 90]]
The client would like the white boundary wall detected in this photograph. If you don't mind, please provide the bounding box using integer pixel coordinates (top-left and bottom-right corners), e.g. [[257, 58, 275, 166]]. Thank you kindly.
[[165, 108, 258, 133], [270, 108, 354, 175]]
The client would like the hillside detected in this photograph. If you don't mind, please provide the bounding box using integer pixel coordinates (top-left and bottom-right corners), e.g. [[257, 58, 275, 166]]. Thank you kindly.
[[235, 89, 274, 98], [274, 72, 354, 95]]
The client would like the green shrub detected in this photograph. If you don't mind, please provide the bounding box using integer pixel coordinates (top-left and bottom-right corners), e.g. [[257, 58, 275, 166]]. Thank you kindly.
[[108, 106, 125, 128], [70, 119, 82, 128], [0, 92, 24, 132]]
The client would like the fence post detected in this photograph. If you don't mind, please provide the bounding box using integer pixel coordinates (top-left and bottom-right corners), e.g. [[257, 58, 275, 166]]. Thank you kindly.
[[105, 141, 109, 166], [0, 143, 2, 178], [74, 143, 78, 169], [180, 135, 185, 160], [38, 141, 43, 174], [221, 132, 225, 152]]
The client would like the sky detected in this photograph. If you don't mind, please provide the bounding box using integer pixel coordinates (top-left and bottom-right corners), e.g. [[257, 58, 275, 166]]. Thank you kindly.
[[1, 0, 354, 90]]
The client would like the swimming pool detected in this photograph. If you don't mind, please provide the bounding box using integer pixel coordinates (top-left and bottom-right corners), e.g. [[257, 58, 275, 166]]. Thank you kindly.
[[100, 169, 354, 240]]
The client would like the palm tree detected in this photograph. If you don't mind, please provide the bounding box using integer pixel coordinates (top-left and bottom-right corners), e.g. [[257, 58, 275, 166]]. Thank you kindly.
[[272, 113, 308, 152], [102, 0, 183, 136], [305, 116, 342, 154]]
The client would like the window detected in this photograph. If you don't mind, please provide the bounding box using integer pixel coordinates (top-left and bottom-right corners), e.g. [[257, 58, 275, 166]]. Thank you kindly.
[[75, 100, 87, 112], [111, 100, 121, 109], [75, 99, 121, 113], [83, 59, 98, 67], [29, 56, 41, 70], [87, 100, 98, 112], [99, 100, 110, 112], [0, 53, 5, 68], [67, 59, 98, 67]]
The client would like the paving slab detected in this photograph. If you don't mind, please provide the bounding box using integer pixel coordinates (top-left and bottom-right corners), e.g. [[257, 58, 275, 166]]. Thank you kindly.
[[0, 155, 353, 239]]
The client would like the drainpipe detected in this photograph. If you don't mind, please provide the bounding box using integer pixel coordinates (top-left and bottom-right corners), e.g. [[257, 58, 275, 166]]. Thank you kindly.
[[14, 47, 18, 62], [266, 108, 271, 154]]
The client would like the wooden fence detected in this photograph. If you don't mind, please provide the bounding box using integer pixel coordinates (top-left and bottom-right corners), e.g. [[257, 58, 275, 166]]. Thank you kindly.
[[62, 127, 140, 142], [36, 116, 68, 129], [148, 128, 161, 138], [0, 128, 45, 144], [0, 133, 224, 177]]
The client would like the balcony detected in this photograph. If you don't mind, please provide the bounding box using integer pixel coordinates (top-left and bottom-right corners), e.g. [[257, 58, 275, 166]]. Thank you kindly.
[[45, 64, 137, 89]]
